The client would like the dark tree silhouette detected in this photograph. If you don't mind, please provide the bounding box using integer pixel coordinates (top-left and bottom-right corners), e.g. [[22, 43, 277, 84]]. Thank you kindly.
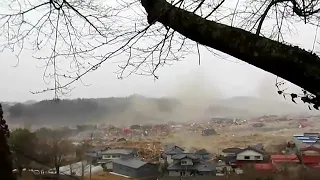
[[0, 103, 15, 180]]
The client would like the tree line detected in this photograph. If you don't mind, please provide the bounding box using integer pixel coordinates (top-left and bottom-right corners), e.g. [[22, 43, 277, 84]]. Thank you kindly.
[[6, 96, 179, 124], [8, 127, 88, 177]]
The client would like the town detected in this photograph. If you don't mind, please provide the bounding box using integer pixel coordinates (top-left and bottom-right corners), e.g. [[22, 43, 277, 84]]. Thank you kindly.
[[9, 114, 320, 180]]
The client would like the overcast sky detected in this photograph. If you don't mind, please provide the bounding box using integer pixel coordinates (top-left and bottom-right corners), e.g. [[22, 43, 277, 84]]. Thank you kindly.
[[0, 0, 317, 102]]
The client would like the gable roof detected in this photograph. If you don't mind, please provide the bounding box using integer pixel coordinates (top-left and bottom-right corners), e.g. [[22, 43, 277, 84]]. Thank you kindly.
[[219, 155, 237, 164], [172, 153, 200, 160], [112, 158, 147, 169], [196, 161, 216, 172], [101, 148, 135, 155], [252, 143, 264, 151], [167, 161, 215, 172], [236, 146, 264, 155], [164, 144, 184, 155], [222, 148, 242, 154]]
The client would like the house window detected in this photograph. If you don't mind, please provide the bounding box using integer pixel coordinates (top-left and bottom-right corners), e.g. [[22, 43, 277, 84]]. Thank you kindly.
[[254, 156, 261, 160], [112, 155, 120, 158], [102, 155, 111, 159], [181, 160, 188, 165], [244, 156, 250, 160]]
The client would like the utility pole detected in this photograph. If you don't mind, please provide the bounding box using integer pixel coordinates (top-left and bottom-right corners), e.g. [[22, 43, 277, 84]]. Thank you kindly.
[[89, 132, 93, 180]]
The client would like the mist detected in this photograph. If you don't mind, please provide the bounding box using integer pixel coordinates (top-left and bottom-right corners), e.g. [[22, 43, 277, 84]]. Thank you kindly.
[[5, 71, 320, 127]]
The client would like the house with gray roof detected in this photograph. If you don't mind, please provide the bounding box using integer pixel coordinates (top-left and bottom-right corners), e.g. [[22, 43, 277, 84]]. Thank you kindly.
[[98, 148, 137, 170], [167, 153, 215, 176], [162, 144, 185, 164], [234, 146, 264, 161], [221, 144, 265, 163], [112, 158, 159, 178]]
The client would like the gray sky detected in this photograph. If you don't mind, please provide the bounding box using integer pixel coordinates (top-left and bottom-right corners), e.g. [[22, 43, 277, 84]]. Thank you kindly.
[[0, 0, 317, 102]]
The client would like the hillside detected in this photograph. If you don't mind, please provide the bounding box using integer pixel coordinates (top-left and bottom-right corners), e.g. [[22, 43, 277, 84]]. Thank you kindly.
[[2, 95, 317, 126]]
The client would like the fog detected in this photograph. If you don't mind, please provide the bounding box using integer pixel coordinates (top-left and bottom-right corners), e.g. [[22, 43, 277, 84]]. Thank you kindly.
[[5, 71, 319, 127]]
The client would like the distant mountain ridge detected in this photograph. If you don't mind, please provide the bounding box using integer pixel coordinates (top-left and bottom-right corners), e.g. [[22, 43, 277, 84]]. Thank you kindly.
[[2, 95, 317, 126]]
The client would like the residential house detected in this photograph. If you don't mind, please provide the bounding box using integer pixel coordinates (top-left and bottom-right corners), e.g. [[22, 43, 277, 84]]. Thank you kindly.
[[162, 144, 185, 164], [85, 147, 102, 162], [98, 148, 137, 170], [221, 145, 265, 167], [167, 153, 215, 176], [112, 158, 159, 178], [235, 146, 264, 162]]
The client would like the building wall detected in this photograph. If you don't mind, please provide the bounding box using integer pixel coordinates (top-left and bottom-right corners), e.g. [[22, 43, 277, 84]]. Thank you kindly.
[[236, 150, 263, 161], [180, 158, 194, 165], [136, 163, 159, 178], [104, 161, 113, 170], [167, 155, 173, 164], [101, 153, 133, 160], [168, 171, 192, 176]]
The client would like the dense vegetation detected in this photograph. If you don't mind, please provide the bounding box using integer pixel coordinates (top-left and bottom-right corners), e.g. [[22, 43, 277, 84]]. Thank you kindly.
[[6, 96, 180, 125]]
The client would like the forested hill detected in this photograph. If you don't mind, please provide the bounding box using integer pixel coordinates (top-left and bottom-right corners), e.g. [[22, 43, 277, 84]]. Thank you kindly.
[[3, 95, 316, 126], [5, 95, 181, 126]]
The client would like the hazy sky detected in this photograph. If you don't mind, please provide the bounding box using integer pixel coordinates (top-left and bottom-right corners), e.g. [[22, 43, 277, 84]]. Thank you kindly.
[[0, 0, 317, 102]]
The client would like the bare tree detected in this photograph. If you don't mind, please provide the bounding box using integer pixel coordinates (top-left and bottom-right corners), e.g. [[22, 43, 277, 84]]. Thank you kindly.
[[0, 0, 320, 108], [51, 136, 74, 175], [36, 129, 74, 175]]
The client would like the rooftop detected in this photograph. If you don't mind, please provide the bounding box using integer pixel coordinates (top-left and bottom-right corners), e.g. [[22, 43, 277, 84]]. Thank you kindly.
[[164, 144, 184, 155], [112, 158, 147, 169], [168, 161, 215, 172], [101, 148, 135, 155], [271, 154, 299, 163], [172, 153, 201, 160]]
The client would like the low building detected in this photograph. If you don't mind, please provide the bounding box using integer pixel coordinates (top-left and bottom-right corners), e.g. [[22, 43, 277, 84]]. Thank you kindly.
[[235, 146, 264, 161], [167, 153, 215, 176], [299, 146, 320, 166], [221, 145, 265, 167], [271, 154, 299, 164], [112, 158, 159, 178], [98, 148, 137, 170], [162, 144, 185, 164]]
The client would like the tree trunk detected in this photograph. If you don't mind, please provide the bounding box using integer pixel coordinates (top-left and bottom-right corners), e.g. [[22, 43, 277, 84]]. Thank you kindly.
[[0, 103, 15, 180], [18, 166, 23, 177], [55, 165, 60, 175], [141, 0, 320, 98]]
